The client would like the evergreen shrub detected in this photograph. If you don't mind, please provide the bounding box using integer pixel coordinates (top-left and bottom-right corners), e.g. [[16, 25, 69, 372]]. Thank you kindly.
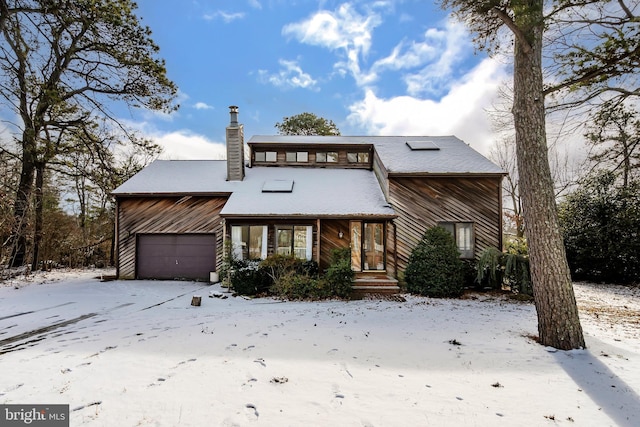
[[405, 226, 464, 297], [323, 247, 354, 298]]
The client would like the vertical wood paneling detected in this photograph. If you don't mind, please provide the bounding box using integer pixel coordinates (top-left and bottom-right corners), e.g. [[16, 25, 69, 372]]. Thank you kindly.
[[117, 196, 227, 279], [389, 176, 502, 273]]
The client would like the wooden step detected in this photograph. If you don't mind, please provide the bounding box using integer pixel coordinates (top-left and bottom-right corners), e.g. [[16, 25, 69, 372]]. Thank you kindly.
[[352, 276, 400, 296]]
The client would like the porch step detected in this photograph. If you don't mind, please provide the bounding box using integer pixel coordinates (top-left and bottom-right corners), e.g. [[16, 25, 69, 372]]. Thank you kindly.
[[352, 277, 400, 296]]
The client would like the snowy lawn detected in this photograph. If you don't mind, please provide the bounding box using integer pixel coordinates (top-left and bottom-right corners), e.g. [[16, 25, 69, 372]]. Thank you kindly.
[[1, 270, 639, 427]]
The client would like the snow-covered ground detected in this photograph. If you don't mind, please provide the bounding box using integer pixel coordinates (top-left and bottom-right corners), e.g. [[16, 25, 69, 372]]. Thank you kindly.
[[1, 269, 638, 427]]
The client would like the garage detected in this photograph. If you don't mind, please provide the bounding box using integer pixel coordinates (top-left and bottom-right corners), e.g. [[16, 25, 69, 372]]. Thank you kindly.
[[136, 234, 216, 280]]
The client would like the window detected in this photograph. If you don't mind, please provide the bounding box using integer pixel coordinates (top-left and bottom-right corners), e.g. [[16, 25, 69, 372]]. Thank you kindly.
[[275, 225, 313, 260], [347, 152, 369, 163], [316, 152, 338, 163], [265, 151, 277, 162], [286, 151, 308, 162], [439, 222, 474, 258], [255, 151, 277, 162], [231, 225, 268, 260]]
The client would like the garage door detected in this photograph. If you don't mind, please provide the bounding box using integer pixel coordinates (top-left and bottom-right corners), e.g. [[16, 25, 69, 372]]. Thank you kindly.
[[137, 234, 216, 280]]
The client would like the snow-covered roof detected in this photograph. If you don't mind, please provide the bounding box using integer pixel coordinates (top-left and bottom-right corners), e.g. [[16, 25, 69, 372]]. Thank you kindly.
[[113, 160, 395, 218], [222, 167, 395, 217], [249, 135, 505, 175], [112, 160, 239, 196]]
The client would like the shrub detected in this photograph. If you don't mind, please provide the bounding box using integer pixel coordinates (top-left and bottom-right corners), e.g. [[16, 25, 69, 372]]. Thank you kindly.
[[559, 171, 640, 284], [405, 226, 464, 298], [270, 272, 329, 300], [324, 247, 354, 298], [476, 239, 532, 295], [229, 259, 271, 296], [268, 248, 352, 300], [260, 254, 304, 283], [476, 246, 504, 289]]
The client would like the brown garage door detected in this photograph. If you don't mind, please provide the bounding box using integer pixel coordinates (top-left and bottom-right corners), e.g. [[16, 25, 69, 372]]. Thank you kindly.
[[137, 234, 216, 280]]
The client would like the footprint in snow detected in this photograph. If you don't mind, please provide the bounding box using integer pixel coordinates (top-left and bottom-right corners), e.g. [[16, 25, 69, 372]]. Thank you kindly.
[[245, 403, 259, 419], [253, 358, 266, 367]]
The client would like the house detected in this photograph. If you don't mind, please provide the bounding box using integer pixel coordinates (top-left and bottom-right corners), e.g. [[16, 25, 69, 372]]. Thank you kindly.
[[112, 106, 505, 293]]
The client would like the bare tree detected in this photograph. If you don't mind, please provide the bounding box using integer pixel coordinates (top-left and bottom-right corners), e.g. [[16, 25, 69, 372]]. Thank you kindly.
[[0, 1, 177, 267]]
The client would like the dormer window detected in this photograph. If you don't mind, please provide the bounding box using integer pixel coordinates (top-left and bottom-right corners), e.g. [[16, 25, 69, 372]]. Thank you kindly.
[[255, 151, 277, 162], [286, 151, 308, 163], [348, 152, 369, 163], [317, 152, 338, 163]]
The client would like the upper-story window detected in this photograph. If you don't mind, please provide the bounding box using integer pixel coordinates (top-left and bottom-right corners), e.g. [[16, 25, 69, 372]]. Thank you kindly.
[[347, 152, 370, 163], [316, 152, 338, 163], [286, 151, 308, 163], [255, 151, 277, 162]]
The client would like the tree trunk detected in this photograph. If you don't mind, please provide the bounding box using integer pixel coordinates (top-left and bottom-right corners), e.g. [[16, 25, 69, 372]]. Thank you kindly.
[[31, 163, 44, 271], [8, 136, 36, 268], [512, 1, 585, 350]]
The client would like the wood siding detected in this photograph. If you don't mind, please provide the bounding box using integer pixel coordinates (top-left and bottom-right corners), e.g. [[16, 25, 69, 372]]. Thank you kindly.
[[319, 219, 351, 270], [389, 176, 502, 274], [117, 196, 227, 279]]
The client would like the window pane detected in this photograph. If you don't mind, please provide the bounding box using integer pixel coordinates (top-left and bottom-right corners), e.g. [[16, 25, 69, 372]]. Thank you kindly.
[[456, 225, 471, 251], [265, 151, 277, 162], [231, 226, 244, 260], [248, 225, 264, 259], [286, 152, 296, 162], [350, 221, 362, 271], [276, 227, 293, 255], [439, 222, 455, 235], [347, 152, 358, 163], [316, 152, 327, 162], [297, 152, 308, 162], [456, 223, 474, 258], [327, 152, 338, 163], [358, 153, 370, 163], [255, 152, 266, 162], [293, 226, 307, 259]]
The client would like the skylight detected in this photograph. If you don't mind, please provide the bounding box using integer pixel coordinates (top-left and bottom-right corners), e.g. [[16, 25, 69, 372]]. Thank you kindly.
[[406, 141, 440, 151], [262, 179, 294, 193]]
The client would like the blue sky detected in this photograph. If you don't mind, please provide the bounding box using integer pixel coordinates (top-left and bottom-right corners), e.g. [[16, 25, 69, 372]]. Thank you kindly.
[[130, 0, 509, 159]]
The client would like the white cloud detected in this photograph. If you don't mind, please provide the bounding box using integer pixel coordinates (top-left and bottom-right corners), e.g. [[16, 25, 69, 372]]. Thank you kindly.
[[203, 11, 245, 23], [248, 0, 262, 9], [258, 59, 318, 90], [193, 102, 214, 110], [403, 21, 471, 96], [347, 58, 508, 155], [153, 131, 227, 160], [282, 3, 382, 86]]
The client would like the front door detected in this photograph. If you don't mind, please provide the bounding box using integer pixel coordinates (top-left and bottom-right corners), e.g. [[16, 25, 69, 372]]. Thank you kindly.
[[350, 221, 385, 271]]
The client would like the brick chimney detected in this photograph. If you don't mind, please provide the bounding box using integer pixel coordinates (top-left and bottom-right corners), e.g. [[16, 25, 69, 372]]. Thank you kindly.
[[226, 105, 245, 181]]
